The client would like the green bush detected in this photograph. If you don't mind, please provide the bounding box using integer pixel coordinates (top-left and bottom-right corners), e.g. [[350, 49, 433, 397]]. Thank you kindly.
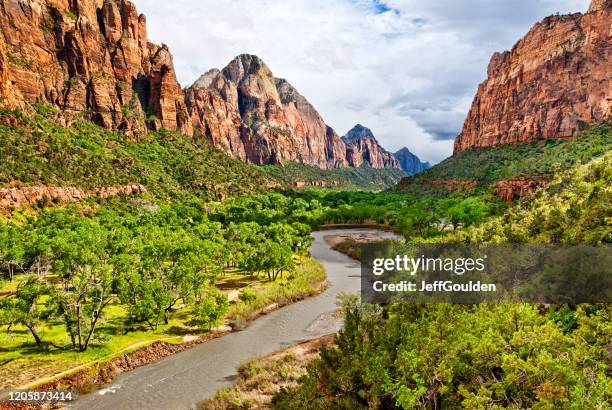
[[238, 288, 257, 303]]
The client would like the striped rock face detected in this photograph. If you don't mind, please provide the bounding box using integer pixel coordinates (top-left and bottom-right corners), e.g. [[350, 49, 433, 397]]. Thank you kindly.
[[0, 0, 192, 137], [186, 54, 349, 169], [454, 2, 611, 153]]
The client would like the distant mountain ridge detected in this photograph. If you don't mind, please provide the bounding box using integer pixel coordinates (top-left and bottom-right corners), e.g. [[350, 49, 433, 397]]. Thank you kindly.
[[394, 147, 430, 175]]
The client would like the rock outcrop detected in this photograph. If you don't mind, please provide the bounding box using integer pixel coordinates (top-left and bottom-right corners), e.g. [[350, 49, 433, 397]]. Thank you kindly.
[[394, 147, 430, 175], [0, 0, 192, 136], [0, 184, 146, 208], [342, 125, 401, 169], [494, 176, 547, 203], [454, 1, 611, 153], [186, 54, 348, 168]]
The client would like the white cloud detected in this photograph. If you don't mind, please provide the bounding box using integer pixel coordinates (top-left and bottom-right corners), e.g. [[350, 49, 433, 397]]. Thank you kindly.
[[136, 0, 590, 164]]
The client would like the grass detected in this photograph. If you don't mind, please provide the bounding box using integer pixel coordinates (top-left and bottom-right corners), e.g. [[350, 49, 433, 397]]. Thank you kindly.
[[200, 334, 334, 409], [227, 256, 327, 327], [0, 256, 327, 391], [0, 301, 190, 390]]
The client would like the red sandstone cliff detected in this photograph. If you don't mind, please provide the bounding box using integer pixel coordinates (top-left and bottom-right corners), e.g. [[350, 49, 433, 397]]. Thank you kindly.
[[0, 0, 192, 136], [454, 0, 611, 153], [185, 55, 404, 169], [342, 124, 401, 169], [186, 54, 348, 168]]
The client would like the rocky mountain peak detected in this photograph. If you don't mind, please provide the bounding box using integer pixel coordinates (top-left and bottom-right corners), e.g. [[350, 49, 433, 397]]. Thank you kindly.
[[186, 54, 349, 168], [343, 124, 377, 142], [394, 147, 430, 176], [191, 69, 222, 90], [395, 147, 413, 155], [342, 125, 401, 169], [222, 54, 274, 84]]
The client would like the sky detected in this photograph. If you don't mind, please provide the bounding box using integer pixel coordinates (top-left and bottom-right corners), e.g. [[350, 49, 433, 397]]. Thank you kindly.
[[136, 0, 590, 164]]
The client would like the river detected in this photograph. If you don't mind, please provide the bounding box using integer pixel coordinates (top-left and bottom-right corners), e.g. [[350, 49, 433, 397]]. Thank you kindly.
[[71, 229, 400, 410]]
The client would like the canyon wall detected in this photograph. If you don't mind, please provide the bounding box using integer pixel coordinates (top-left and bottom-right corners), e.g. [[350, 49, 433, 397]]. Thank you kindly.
[[454, 0, 611, 153], [185, 54, 348, 169], [0, 0, 192, 136], [342, 124, 401, 169], [0, 184, 146, 208]]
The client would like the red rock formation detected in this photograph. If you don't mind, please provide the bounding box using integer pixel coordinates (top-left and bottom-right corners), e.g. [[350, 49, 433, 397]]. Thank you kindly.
[[494, 176, 547, 203], [342, 124, 401, 169], [0, 184, 146, 208], [454, 1, 611, 153], [0, 0, 191, 136], [186, 54, 349, 168]]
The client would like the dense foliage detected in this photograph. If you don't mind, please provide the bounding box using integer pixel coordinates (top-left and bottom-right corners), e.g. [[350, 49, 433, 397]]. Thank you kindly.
[[273, 153, 612, 409], [290, 190, 507, 238], [262, 162, 406, 191], [273, 299, 610, 409], [0, 105, 272, 199], [395, 122, 611, 195]]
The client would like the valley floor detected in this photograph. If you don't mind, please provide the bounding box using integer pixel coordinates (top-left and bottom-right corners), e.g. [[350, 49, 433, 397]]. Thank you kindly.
[[0, 256, 326, 393]]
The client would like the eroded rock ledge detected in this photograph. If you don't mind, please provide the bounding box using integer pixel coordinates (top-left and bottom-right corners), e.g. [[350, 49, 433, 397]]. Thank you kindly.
[[0, 184, 146, 208]]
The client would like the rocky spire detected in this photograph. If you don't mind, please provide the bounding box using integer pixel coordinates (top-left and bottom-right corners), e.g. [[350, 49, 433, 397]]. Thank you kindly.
[[342, 125, 401, 169]]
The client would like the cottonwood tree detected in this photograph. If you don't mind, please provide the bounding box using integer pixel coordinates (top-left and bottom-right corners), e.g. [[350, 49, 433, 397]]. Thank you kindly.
[[52, 222, 116, 352], [192, 288, 228, 331], [258, 241, 294, 281], [0, 276, 56, 346], [0, 225, 27, 282]]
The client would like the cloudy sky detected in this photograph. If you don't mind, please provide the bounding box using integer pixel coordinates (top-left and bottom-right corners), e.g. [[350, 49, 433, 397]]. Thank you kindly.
[[137, 0, 589, 164]]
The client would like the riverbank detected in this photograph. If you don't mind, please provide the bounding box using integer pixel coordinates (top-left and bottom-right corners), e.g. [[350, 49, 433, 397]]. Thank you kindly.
[[200, 333, 336, 409], [319, 223, 401, 234], [0, 256, 327, 401], [66, 229, 398, 410]]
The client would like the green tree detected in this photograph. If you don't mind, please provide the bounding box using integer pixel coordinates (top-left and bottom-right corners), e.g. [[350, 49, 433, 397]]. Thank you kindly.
[[0, 276, 56, 346], [192, 289, 229, 330]]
